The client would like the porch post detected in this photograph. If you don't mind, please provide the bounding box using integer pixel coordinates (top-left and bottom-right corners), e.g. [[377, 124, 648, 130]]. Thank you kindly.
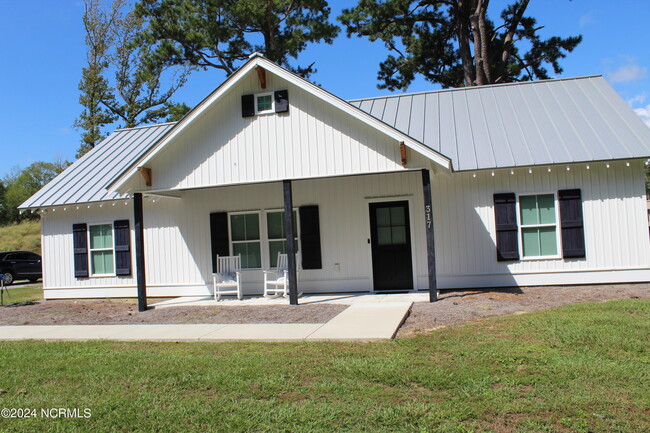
[[134, 192, 148, 311], [421, 169, 438, 302], [283, 180, 299, 305]]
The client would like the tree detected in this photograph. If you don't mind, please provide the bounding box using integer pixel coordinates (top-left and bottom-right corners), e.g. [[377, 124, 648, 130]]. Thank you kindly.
[[74, 0, 192, 157], [2, 161, 70, 224], [135, 0, 340, 77], [340, 0, 582, 90]]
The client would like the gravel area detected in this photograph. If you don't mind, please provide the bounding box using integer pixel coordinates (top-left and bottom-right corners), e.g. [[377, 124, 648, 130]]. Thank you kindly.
[[0, 299, 347, 326], [1, 284, 647, 334], [397, 283, 650, 337]]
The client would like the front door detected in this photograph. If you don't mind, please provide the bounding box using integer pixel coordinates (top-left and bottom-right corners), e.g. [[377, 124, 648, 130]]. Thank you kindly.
[[369, 201, 413, 291]]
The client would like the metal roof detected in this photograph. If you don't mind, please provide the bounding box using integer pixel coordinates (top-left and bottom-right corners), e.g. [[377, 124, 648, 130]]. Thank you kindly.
[[21, 75, 650, 209], [350, 76, 650, 171], [20, 123, 175, 209]]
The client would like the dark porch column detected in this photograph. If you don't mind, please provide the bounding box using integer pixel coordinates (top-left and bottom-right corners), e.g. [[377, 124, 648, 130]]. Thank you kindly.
[[283, 180, 299, 305], [134, 192, 148, 311], [421, 169, 438, 302]]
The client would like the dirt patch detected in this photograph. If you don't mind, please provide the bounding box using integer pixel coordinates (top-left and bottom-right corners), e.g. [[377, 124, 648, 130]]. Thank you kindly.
[[0, 299, 347, 325], [397, 283, 650, 337]]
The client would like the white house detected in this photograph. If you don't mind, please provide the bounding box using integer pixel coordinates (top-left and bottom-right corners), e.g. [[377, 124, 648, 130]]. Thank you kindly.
[[21, 54, 650, 304]]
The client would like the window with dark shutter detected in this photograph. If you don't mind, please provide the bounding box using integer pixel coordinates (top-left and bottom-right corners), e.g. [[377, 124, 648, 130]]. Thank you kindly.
[[298, 205, 322, 269], [494, 193, 520, 261], [73, 223, 89, 278], [114, 220, 132, 276], [241, 94, 255, 117], [210, 212, 230, 272], [274, 90, 289, 113], [559, 189, 586, 258]]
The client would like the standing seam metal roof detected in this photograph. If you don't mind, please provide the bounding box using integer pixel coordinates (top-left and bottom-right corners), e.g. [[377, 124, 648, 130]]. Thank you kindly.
[[20, 76, 650, 209], [20, 123, 175, 209], [350, 75, 650, 171]]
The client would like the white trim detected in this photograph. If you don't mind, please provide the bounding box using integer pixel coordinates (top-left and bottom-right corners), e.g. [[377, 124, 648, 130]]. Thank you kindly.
[[108, 56, 451, 194], [254, 92, 275, 115], [516, 192, 563, 260], [87, 222, 117, 277]]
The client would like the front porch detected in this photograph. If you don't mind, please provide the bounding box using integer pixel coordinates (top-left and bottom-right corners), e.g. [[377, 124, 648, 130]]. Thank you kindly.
[[133, 169, 439, 309]]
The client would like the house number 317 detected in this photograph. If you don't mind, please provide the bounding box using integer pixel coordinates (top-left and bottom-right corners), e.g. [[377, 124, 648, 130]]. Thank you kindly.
[[425, 205, 432, 229]]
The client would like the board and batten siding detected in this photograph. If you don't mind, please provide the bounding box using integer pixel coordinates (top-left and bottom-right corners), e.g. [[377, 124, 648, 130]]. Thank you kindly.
[[430, 160, 650, 287], [41, 201, 137, 297], [41, 162, 650, 298], [144, 72, 432, 191]]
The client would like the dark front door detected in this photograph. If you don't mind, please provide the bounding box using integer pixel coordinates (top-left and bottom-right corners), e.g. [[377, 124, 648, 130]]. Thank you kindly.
[[369, 201, 413, 291]]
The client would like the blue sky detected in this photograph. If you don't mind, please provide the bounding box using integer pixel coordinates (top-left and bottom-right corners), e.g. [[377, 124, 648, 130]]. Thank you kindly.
[[1, 0, 649, 179]]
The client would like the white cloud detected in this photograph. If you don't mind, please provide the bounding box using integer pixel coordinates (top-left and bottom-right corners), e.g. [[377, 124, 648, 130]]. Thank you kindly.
[[609, 61, 647, 83], [579, 11, 596, 28], [634, 105, 650, 128], [627, 94, 647, 106]]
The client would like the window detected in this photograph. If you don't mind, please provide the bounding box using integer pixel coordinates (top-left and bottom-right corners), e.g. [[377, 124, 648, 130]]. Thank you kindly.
[[88, 224, 115, 275], [255, 93, 274, 114], [519, 194, 559, 258], [266, 210, 298, 267], [230, 213, 261, 269], [375, 206, 407, 245]]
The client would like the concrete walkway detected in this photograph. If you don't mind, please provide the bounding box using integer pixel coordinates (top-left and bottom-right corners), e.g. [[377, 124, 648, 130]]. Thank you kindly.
[[0, 302, 412, 342]]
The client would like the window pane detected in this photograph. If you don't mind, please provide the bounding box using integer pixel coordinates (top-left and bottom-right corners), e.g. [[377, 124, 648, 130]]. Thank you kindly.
[[390, 206, 405, 225], [391, 226, 407, 244], [377, 227, 392, 245], [245, 214, 260, 240], [231, 214, 259, 241], [91, 251, 114, 275], [89, 224, 112, 249], [522, 227, 541, 257], [376, 207, 390, 227], [267, 212, 284, 239], [230, 215, 246, 241], [233, 242, 261, 269], [539, 227, 558, 256], [537, 194, 556, 224], [269, 241, 285, 266], [257, 94, 272, 111], [519, 196, 539, 225]]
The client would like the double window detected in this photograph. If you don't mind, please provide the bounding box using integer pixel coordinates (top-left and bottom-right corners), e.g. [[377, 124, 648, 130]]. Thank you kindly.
[[229, 210, 299, 269]]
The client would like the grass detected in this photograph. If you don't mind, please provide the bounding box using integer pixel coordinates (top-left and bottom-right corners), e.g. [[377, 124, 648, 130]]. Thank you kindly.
[[0, 299, 648, 432], [0, 283, 43, 305], [0, 220, 41, 253]]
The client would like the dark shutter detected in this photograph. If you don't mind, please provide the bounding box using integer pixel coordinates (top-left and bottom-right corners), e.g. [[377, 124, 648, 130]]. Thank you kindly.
[[114, 220, 132, 276], [494, 193, 520, 261], [274, 90, 289, 113], [210, 212, 230, 272], [559, 189, 586, 258], [241, 94, 255, 117], [299, 205, 322, 269], [73, 223, 89, 278]]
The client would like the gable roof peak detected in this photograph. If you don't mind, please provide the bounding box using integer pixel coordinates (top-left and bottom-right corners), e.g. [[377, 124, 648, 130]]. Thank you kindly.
[[248, 51, 266, 60]]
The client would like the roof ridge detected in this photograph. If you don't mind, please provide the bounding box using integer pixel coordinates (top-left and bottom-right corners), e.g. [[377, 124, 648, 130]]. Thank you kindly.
[[115, 121, 178, 132], [347, 75, 604, 102]]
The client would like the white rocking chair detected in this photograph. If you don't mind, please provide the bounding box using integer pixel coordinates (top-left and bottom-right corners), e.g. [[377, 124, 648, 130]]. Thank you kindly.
[[263, 252, 299, 298], [213, 255, 242, 301]]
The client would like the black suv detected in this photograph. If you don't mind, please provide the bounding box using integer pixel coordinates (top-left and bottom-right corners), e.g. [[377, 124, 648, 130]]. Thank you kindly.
[[0, 251, 42, 285]]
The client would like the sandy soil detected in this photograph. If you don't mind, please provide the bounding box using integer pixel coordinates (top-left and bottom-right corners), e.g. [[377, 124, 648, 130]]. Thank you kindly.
[[0, 299, 347, 325], [1, 284, 647, 336], [397, 283, 650, 337]]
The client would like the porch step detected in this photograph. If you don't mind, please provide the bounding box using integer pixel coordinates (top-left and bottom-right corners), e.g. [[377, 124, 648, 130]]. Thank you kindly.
[[306, 301, 412, 341]]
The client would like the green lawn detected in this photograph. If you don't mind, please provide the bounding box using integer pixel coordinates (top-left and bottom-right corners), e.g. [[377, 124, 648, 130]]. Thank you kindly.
[[0, 299, 648, 432], [0, 283, 43, 305]]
